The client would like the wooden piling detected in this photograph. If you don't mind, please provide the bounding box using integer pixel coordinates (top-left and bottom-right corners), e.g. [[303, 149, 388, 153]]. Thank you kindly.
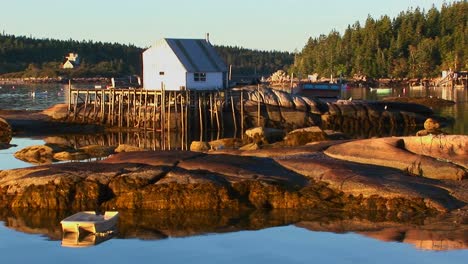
[[240, 88, 244, 139], [257, 84, 261, 127], [230, 90, 237, 135]]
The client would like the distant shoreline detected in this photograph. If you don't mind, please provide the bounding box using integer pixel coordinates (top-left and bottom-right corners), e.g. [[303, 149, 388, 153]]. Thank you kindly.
[[0, 77, 109, 85]]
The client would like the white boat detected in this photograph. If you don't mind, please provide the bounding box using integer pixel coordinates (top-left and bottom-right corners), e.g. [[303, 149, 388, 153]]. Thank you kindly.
[[298, 82, 344, 98], [61, 211, 119, 234]]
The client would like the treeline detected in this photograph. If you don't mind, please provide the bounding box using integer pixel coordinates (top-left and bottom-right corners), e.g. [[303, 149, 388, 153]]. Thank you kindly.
[[0, 34, 294, 79], [290, 1, 467, 79], [0, 35, 142, 78], [215, 46, 293, 76]]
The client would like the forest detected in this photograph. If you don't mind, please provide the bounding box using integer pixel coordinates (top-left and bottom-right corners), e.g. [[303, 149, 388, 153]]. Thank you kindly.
[[290, 1, 467, 79], [0, 34, 293, 79], [1, 1, 465, 80], [0, 36, 142, 78]]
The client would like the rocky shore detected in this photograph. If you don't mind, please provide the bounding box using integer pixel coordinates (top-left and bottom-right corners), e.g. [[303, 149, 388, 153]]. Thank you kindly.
[[0, 93, 466, 222], [0, 134, 466, 216]]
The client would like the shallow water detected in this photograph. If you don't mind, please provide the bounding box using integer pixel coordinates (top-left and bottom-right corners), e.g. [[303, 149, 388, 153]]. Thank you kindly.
[[0, 208, 467, 264], [0, 85, 467, 263], [1, 223, 466, 264]]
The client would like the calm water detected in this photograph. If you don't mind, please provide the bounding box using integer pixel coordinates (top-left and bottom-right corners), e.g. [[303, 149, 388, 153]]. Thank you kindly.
[[0, 84, 467, 263]]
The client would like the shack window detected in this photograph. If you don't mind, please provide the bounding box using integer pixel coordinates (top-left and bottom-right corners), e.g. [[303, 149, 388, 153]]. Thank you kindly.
[[194, 72, 206, 82], [159, 72, 165, 75]]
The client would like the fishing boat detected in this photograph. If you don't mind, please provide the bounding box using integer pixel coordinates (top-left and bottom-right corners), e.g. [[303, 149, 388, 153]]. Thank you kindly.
[[297, 81, 344, 98], [370, 87, 392, 95], [61, 211, 119, 234]]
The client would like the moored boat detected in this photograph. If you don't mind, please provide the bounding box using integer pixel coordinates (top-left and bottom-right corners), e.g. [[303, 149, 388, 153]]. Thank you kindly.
[[297, 81, 344, 98], [370, 87, 392, 95], [61, 211, 119, 234]]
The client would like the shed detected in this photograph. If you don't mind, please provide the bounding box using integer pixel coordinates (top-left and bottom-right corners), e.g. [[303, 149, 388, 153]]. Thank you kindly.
[[142, 38, 228, 90]]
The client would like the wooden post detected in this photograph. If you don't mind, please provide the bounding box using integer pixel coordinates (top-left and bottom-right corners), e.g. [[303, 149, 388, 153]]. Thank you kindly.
[[174, 92, 179, 131], [153, 91, 157, 131], [117, 92, 122, 127], [100, 89, 105, 123], [132, 90, 137, 127], [199, 93, 203, 141], [203, 92, 207, 138], [92, 91, 98, 121], [240, 88, 244, 139], [161, 84, 166, 150], [180, 93, 184, 149], [138, 90, 143, 128], [185, 90, 189, 150], [167, 92, 172, 150], [110, 89, 115, 126], [209, 92, 214, 130], [73, 91, 79, 121], [230, 90, 237, 135], [67, 81, 72, 113], [214, 93, 220, 131], [144, 90, 148, 130], [257, 84, 261, 127], [82, 91, 89, 122], [219, 91, 224, 135], [127, 91, 131, 127]]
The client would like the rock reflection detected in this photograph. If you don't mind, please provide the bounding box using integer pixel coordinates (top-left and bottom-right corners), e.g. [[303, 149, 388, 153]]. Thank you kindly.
[[296, 211, 468, 251], [0, 208, 466, 251]]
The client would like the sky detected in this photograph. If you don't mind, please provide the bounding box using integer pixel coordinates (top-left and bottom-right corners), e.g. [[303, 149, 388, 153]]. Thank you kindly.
[[0, 0, 457, 52]]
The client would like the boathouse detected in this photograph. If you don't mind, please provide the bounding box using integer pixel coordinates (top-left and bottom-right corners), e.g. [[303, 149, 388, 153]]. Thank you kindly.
[[142, 38, 228, 90]]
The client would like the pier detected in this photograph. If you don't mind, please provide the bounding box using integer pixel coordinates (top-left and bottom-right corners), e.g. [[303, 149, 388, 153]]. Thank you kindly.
[[66, 87, 252, 146]]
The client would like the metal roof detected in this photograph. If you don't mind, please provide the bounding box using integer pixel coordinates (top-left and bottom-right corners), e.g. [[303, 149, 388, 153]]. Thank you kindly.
[[164, 38, 227, 73]]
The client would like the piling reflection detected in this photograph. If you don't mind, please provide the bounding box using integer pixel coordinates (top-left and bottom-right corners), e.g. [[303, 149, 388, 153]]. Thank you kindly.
[[0, 208, 466, 251], [43, 130, 232, 152]]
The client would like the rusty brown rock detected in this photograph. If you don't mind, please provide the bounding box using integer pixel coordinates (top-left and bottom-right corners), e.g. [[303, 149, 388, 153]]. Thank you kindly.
[[190, 141, 210, 152], [402, 135, 468, 169], [0, 145, 466, 214], [283, 126, 326, 146], [79, 144, 115, 158], [424, 118, 441, 131], [13, 145, 56, 164], [324, 137, 467, 180], [0, 117, 12, 143], [209, 138, 243, 150], [115, 144, 147, 153]]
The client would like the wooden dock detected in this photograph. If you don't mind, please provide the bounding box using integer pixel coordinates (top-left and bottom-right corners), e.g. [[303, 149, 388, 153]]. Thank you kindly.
[[67, 87, 250, 142]]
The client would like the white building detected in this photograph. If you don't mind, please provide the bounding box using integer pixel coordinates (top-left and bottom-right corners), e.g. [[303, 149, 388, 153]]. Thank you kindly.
[[62, 53, 80, 69], [142, 38, 228, 90]]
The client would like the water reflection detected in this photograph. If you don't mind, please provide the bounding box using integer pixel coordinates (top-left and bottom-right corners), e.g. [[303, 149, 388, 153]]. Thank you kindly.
[[341, 85, 467, 135], [0, 208, 466, 251], [61, 229, 116, 248]]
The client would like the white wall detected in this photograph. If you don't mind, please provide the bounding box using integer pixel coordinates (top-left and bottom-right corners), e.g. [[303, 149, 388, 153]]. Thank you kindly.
[[143, 40, 187, 90], [186, 72, 225, 90]]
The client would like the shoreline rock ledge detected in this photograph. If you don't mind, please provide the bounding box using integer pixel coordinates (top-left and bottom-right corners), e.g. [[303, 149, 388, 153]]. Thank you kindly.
[[0, 136, 466, 216]]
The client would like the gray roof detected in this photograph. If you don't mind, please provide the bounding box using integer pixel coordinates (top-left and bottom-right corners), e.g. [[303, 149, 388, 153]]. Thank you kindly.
[[165, 38, 227, 73]]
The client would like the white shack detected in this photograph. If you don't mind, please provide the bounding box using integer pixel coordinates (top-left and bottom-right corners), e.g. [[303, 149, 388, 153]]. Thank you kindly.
[[142, 38, 228, 90], [62, 53, 80, 69]]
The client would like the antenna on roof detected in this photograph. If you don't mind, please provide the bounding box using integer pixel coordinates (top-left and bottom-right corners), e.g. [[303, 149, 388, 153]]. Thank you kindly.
[[206, 33, 210, 43]]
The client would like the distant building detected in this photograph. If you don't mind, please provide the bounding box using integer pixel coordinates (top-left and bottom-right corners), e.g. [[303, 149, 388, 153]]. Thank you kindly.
[[62, 53, 80, 69], [142, 38, 228, 90]]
